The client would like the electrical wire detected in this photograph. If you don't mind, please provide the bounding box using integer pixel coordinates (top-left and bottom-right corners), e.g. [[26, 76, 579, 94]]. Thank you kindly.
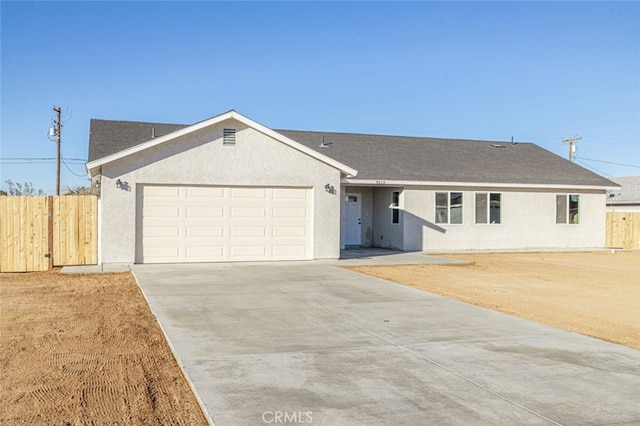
[[575, 159, 610, 177], [61, 158, 88, 177], [573, 156, 640, 169], [0, 157, 86, 161]]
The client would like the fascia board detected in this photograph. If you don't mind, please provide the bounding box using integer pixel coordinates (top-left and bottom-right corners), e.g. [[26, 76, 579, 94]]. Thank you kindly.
[[342, 178, 620, 191]]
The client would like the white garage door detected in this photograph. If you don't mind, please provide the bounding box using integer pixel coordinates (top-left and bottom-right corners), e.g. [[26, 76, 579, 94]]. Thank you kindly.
[[140, 185, 312, 263]]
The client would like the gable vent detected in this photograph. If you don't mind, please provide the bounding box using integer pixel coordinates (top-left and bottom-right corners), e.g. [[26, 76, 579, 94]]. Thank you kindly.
[[223, 128, 236, 145]]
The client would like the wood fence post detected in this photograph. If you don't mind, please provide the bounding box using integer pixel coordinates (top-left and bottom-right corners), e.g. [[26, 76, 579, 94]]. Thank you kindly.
[[48, 196, 54, 270]]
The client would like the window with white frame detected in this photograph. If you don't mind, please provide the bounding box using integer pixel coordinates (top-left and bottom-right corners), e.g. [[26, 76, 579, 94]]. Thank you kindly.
[[556, 194, 580, 224], [475, 193, 501, 224], [436, 192, 463, 224], [391, 191, 400, 224]]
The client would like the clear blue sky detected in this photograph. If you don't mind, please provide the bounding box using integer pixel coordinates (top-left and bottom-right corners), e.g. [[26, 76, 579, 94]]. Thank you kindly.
[[2, 1, 639, 194]]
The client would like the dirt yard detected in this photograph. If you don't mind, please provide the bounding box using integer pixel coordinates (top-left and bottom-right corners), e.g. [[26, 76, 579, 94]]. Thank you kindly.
[[0, 270, 207, 425], [347, 251, 640, 350]]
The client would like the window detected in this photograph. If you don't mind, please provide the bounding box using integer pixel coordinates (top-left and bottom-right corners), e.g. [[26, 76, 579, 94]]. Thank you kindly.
[[556, 194, 579, 224], [223, 128, 236, 145], [475, 193, 501, 224], [435, 192, 463, 224], [391, 191, 400, 224]]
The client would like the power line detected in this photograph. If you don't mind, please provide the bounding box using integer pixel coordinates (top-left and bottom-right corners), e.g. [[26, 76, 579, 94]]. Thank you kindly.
[[575, 159, 610, 177], [61, 158, 88, 177], [0, 157, 86, 161], [574, 156, 640, 169]]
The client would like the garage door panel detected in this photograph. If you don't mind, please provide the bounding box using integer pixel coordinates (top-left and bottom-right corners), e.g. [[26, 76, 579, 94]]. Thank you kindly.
[[187, 226, 224, 237], [186, 246, 225, 258], [145, 186, 180, 197], [273, 226, 307, 237], [145, 227, 180, 237], [187, 206, 224, 218], [273, 188, 307, 199], [273, 207, 307, 218], [231, 207, 266, 218], [231, 227, 266, 237], [144, 246, 180, 260], [231, 246, 266, 258], [231, 188, 267, 198], [187, 187, 224, 198], [273, 245, 307, 256], [145, 206, 181, 217], [141, 185, 312, 263]]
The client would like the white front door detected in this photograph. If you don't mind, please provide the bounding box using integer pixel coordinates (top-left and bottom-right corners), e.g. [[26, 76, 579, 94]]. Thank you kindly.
[[344, 193, 361, 246]]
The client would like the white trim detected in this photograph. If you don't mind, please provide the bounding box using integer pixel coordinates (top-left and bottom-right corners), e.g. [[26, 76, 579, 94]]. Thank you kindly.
[[97, 198, 102, 265], [86, 110, 357, 178], [342, 178, 618, 191]]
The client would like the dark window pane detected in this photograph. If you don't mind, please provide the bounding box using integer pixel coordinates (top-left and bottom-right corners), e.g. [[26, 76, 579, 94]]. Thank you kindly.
[[475, 193, 488, 224], [450, 192, 463, 224], [392, 191, 399, 207], [569, 194, 579, 224], [392, 208, 399, 224], [489, 193, 501, 224]]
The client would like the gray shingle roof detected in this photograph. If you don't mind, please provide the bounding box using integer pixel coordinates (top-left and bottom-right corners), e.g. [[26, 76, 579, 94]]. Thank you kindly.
[[88, 118, 615, 187], [277, 129, 614, 186], [88, 119, 188, 162], [607, 176, 640, 204]]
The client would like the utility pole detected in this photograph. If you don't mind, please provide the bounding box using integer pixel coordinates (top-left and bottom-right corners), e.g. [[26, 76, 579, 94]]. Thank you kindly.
[[562, 134, 581, 162], [53, 106, 62, 195]]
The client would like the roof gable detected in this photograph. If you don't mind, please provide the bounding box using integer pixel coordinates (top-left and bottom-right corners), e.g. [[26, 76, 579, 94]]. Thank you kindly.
[[86, 111, 357, 177], [87, 111, 616, 189]]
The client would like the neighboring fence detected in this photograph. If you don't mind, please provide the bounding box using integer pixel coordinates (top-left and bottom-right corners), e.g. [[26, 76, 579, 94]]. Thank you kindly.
[[606, 212, 640, 250], [0, 195, 98, 272]]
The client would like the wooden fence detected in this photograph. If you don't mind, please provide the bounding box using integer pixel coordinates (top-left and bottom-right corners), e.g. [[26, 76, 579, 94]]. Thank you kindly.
[[606, 212, 640, 250], [0, 195, 98, 272]]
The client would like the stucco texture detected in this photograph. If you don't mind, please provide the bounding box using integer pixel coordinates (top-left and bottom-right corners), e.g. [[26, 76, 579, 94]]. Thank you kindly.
[[401, 187, 606, 251], [99, 119, 342, 264]]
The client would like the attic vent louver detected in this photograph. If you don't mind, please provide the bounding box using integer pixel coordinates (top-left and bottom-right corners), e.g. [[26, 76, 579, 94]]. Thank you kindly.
[[223, 128, 236, 145]]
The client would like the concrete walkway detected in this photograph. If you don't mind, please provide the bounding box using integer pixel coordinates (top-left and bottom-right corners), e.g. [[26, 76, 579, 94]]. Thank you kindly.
[[132, 261, 640, 426]]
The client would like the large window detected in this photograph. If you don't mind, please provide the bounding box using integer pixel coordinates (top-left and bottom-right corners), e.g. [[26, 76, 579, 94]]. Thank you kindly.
[[475, 193, 501, 224], [391, 191, 400, 224], [556, 194, 580, 224], [436, 192, 463, 224]]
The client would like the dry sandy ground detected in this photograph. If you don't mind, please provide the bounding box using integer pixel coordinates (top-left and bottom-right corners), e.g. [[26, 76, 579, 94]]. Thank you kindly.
[[348, 251, 640, 350], [0, 270, 207, 425]]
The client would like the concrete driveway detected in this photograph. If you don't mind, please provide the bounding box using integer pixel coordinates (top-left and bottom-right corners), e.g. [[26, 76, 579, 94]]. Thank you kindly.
[[132, 261, 640, 426]]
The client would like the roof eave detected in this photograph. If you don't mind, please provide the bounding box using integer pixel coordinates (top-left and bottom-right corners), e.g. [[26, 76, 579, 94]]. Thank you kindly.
[[86, 110, 358, 178], [342, 178, 619, 191]]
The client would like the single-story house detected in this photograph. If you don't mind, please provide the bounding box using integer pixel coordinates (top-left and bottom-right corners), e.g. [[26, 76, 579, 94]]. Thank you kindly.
[[86, 110, 618, 264], [606, 176, 640, 212]]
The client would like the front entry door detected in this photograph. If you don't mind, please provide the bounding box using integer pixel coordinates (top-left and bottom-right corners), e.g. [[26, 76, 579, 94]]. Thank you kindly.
[[344, 193, 361, 246]]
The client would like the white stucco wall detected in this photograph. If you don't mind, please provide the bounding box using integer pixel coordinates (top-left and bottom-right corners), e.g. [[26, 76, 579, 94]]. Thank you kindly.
[[99, 119, 342, 264], [372, 187, 404, 250], [402, 186, 607, 250]]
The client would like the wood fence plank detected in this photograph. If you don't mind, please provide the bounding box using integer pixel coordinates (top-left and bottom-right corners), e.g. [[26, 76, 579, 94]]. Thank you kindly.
[[606, 212, 640, 250], [0, 197, 7, 271], [2, 195, 97, 272], [6, 198, 16, 271]]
